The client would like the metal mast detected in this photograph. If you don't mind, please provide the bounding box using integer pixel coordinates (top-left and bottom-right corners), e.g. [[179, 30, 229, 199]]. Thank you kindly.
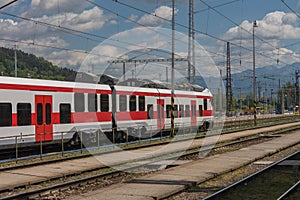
[[191, 0, 195, 84], [14, 45, 17, 77], [295, 70, 299, 106], [171, 0, 175, 137], [188, 0, 195, 83], [188, 0, 193, 83], [253, 20, 258, 126], [225, 42, 232, 116]]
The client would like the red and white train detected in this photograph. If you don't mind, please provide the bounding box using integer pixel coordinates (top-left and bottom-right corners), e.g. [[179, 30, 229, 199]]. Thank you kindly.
[[0, 76, 214, 149]]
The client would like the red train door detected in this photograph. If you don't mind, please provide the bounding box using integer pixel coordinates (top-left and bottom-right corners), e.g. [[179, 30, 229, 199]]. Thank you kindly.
[[191, 100, 196, 127], [35, 95, 53, 142], [157, 99, 165, 130]]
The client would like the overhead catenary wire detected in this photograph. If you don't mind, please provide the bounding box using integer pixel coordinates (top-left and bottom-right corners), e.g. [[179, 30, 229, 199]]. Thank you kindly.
[[0, 0, 235, 72], [0, 1, 287, 66], [111, 0, 293, 66], [0, 13, 180, 65], [0, 0, 297, 70], [0, 0, 18, 10]]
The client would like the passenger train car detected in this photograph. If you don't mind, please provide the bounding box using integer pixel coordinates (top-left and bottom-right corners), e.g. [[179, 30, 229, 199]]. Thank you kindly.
[[0, 76, 214, 149]]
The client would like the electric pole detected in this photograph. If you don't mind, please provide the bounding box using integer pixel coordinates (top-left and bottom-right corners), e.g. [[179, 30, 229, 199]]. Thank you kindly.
[[225, 42, 233, 116], [295, 70, 299, 106], [171, 0, 175, 137], [14, 45, 17, 77], [253, 20, 258, 125]]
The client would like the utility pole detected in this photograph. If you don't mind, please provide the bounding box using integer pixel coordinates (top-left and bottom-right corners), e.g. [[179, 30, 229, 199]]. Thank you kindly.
[[253, 20, 258, 125], [225, 42, 233, 116], [171, 0, 175, 137], [218, 69, 223, 118], [14, 45, 17, 77], [295, 70, 299, 106], [187, 0, 193, 83], [191, 0, 195, 84]]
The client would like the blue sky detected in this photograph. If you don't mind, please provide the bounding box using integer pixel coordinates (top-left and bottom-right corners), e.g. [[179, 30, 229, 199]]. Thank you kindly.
[[1, 0, 300, 75]]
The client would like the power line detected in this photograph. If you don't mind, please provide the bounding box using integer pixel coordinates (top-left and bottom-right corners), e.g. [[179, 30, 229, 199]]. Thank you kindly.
[[0, 10, 177, 63], [281, 0, 300, 19], [195, 0, 241, 14], [198, 0, 280, 53], [111, 0, 292, 66], [0, 1, 297, 70], [0, 0, 18, 10]]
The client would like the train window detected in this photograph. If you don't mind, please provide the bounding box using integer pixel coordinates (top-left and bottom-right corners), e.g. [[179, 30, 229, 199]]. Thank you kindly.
[[119, 95, 127, 111], [147, 104, 153, 119], [166, 105, 171, 118], [88, 94, 97, 112], [191, 105, 196, 117], [100, 94, 109, 112], [37, 103, 43, 125], [17, 103, 31, 126], [185, 105, 190, 117], [199, 105, 203, 116], [60, 104, 71, 124], [74, 93, 84, 112], [204, 99, 208, 110], [174, 105, 178, 118], [46, 103, 51, 125], [129, 95, 136, 111], [157, 104, 161, 119], [179, 105, 184, 118], [166, 105, 178, 118], [138, 96, 145, 111], [0, 103, 12, 127]]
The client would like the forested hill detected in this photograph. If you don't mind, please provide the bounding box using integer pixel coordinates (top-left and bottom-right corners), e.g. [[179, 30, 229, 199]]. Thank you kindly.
[[0, 47, 76, 81]]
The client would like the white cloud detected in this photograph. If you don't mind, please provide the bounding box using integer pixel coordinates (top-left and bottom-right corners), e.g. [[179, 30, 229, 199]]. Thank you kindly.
[[26, 0, 92, 17], [35, 7, 106, 31], [0, 5, 111, 69], [48, 50, 86, 69], [0, 7, 106, 41], [218, 11, 300, 72], [128, 0, 186, 5], [224, 11, 300, 41], [138, 6, 178, 26], [126, 14, 138, 23]]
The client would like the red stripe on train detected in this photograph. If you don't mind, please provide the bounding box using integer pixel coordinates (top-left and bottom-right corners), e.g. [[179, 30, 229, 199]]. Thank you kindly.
[[0, 83, 111, 94]]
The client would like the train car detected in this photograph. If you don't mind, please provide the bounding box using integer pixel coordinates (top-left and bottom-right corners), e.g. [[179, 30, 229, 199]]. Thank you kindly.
[[0, 76, 112, 149], [112, 85, 213, 139], [0, 76, 214, 149]]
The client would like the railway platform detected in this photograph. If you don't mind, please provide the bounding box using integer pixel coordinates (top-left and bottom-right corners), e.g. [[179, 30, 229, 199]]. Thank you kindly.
[[0, 122, 300, 197], [67, 129, 300, 200]]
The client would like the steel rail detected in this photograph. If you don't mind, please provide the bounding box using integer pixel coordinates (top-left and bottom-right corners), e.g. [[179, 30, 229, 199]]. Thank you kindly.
[[277, 180, 300, 200], [203, 150, 300, 200], [0, 134, 278, 200]]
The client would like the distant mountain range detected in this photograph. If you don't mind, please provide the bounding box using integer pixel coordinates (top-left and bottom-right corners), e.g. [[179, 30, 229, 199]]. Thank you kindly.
[[0, 46, 298, 100], [231, 62, 300, 98], [195, 62, 300, 99]]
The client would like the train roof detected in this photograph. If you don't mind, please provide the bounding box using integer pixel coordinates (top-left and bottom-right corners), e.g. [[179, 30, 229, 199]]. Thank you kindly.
[[0, 75, 210, 95], [117, 78, 206, 92], [0, 76, 111, 91], [115, 83, 212, 97]]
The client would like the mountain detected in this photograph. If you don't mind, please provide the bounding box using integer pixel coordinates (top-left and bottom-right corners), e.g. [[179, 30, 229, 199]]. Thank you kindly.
[[193, 62, 300, 100], [0, 47, 76, 81], [231, 62, 300, 99]]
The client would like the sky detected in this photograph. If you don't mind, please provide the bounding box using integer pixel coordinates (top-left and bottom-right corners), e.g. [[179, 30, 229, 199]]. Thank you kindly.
[[1, 0, 300, 77]]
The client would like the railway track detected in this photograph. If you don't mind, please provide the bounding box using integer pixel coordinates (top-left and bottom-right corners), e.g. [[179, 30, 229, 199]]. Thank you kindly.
[[1, 122, 300, 200], [203, 150, 300, 200], [1, 114, 299, 164], [277, 180, 300, 200]]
